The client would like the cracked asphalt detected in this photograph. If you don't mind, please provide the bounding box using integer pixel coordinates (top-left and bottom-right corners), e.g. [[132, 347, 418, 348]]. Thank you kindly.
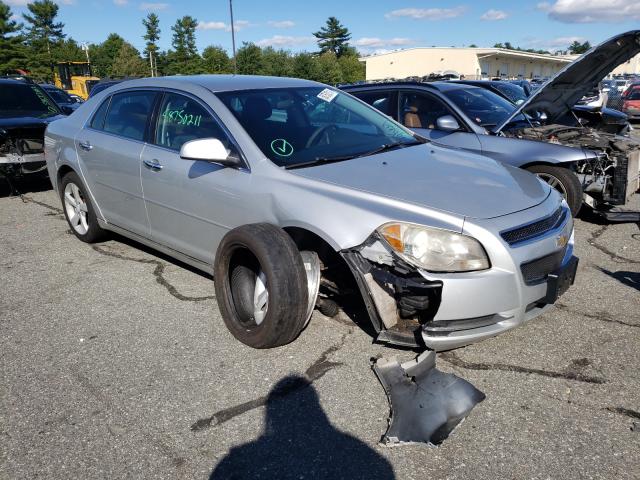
[[1, 181, 639, 480]]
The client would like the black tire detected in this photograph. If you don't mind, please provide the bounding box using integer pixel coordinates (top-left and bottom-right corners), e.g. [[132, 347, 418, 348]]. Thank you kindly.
[[525, 165, 583, 217], [59, 171, 107, 243], [214, 223, 309, 348]]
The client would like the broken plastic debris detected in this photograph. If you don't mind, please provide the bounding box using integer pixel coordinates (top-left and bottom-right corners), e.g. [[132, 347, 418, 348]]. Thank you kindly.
[[373, 351, 485, 446]]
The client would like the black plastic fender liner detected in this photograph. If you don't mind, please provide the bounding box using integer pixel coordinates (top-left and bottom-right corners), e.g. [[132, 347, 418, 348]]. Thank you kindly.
[[373, 351, 485, 446]]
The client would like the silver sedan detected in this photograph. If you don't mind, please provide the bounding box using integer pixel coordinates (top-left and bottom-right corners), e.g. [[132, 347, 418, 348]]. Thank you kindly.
[[45, 75, 577, 350]]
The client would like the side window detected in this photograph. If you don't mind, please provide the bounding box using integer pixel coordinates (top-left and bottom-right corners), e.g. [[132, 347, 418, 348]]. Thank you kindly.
[[103, 91, 156, 141], [353, 91, 395, 118], [399, 92, 455, 130], [154, 93, 233, 152], [90, 97, 110, 130]]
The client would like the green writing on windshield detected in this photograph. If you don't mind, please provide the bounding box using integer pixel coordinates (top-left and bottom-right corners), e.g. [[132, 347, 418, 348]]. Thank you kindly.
[[161, 108, 202, 127], [31, 86, 59, 115]]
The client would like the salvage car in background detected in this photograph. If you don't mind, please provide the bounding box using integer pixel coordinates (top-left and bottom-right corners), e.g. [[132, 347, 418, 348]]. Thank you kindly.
[[1, 78, 64, 182], [45, 75, 576, 351], [344, 30, 640, 220], [39, 83, 82, 113], [622, 83, 640, 120]]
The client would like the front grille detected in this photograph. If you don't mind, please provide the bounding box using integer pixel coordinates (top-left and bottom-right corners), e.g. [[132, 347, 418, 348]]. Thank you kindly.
[[501, 206, 566, 246], [520, 247, 566, 285]]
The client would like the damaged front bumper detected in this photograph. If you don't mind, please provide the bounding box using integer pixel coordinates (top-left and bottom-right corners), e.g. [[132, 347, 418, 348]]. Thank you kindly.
[[342, 200, 577, 351]]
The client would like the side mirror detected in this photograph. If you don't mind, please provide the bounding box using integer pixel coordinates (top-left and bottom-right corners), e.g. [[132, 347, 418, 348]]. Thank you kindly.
[[436, 115, 461, 131], [179, 138, 240, 167]]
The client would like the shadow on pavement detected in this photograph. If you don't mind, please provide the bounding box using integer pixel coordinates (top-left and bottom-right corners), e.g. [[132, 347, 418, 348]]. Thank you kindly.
[[210, 375, 395, 480], [0, 172, 52, 198], [597, 267, 640, 291]]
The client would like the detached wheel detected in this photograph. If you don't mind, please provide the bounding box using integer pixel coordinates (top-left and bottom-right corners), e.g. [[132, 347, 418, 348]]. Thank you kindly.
[[526, 165, 583, 217], [60, 171, 106, 243], [214, 223, 309, 348]]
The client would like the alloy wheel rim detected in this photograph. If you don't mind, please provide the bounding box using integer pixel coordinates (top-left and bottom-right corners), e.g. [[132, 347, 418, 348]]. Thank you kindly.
[[63, 182, 89, 235], [252, 271, 268, 325], [536, 173, 568, 200]]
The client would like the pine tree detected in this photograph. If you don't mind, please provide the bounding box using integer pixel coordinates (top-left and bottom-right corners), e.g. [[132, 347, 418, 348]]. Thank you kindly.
[[202, 45, 232, 73], [23, 0, 65, 80], [111, 42, 147, 77], [89, 33, 125, 78], [0, 1, 27, 75], [167, 16, 201, 74], [142, 13, 160, 76], [313, 17, 352, 57]]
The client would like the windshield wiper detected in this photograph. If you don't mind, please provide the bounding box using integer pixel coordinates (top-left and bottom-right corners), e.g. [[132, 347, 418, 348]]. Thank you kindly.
[[284, 140, 424, 170]]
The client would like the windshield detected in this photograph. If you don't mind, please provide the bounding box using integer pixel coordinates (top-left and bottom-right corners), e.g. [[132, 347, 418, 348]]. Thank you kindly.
[[44, 87, 72, 104], [0, 83, 60, 119], [442, 87, 516, 128], [490, 82, 527, 105], [216, 86, 420, 168]]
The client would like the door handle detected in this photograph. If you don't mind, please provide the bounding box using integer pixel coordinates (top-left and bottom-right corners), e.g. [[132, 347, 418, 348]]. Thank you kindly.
[[78, 140, 93, 151], [143, 158, 163, 170]]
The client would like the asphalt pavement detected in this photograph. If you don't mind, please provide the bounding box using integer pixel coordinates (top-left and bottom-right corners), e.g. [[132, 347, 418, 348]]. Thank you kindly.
[[1, 181, 639, 479]]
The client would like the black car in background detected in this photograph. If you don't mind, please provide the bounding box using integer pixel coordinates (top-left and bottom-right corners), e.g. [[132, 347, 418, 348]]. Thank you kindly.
[[87, 79, 123, 98], [39, 84, 82, 114], [0, 79, 64, 179]]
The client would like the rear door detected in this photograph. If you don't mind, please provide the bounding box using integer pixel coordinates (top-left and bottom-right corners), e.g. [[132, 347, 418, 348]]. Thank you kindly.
[[140, 91, 250, 262], [75, 90, 157, 235]]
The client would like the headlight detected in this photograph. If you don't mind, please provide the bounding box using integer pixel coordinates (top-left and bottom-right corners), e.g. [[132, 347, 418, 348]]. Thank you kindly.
[[378, 222, 490, 272]]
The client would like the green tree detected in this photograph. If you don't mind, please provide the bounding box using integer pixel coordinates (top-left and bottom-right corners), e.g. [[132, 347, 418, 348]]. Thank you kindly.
[[260, 47, 293, 77], [111, 42, 147, 77], [291, 52, 321, 81], [202, 45, 232, 73], [23, 0, 65, 80], [568, 40, 591, 54], [338, 53, 364, 83], [315, 52, 343, 84], [235, 42, 262, 75], [89, 33, 125, 78], [53, 38, 85, 63], [166, 15, 201, 74], [142, 13, 160, 76], [313, 17, 352, 57], [0, 1, 27, 74]]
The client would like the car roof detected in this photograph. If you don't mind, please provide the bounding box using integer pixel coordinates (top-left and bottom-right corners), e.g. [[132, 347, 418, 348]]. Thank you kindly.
[[107, 74, 321, 93], [340, 81, 481, 92]]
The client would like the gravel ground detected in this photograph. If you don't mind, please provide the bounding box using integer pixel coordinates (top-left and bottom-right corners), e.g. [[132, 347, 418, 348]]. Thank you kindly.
[[1, 180, 638, 480]]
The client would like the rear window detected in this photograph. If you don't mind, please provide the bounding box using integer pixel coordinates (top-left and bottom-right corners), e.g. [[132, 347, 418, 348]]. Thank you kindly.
[[44, 87, 73, 104], [102, 91, 156, 141], [0, 83, 60, 118]]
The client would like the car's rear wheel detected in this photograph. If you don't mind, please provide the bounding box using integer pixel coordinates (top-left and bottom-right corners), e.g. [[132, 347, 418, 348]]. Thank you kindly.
[[526, 165, 583, 217], [214, 223, 309, 348], [60, 171, 107, 243]]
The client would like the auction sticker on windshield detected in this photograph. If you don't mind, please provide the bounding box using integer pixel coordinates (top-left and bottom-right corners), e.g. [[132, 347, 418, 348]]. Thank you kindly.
[[270, 138, 294, 157], [317, 88, 338, 103]]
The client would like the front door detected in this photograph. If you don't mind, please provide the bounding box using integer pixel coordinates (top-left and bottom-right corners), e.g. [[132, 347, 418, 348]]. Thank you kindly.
[[398, 91, 482, 153], [140, 92, 250, 263], [75, 90, 157, 235]]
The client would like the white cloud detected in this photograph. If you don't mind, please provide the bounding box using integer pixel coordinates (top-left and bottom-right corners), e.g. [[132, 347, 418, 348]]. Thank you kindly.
[[114, 0, 128, 5], [255, 35, 314, 47], [5, 0, 30, 5], [541, 0, 640, 23], [525, 35, 588, 49], [196, 19, 252, 32], [197, 21, 227, 30], [353, 37, 412, 48], [267, 20, 295, 28], [480, 9, 508, 21], [385, 6, 466, 20], [139, 2, 169, 11]]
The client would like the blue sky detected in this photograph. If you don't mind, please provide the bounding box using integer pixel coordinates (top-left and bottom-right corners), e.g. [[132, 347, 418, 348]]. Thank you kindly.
[[6, 0, 640, 55]]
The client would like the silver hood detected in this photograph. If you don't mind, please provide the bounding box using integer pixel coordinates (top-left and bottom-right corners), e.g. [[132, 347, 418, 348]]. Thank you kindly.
[[289, 144, 550, 219], [495, 30, 640, 132]]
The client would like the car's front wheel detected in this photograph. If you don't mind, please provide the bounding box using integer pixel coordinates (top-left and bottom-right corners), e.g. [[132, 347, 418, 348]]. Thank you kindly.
[[214, 223, 309, 349], [525, 165, 583, 217], [60, 171, 107, 243]]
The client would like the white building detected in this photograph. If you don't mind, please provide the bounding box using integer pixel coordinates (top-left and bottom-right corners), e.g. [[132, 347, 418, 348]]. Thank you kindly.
[[362, 47, 574, 81]]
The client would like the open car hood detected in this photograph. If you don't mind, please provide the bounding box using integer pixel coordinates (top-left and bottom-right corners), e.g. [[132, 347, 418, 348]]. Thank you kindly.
[[495, 30, 640, 133]]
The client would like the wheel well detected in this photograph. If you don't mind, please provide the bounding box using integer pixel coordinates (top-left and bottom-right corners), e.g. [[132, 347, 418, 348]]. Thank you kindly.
[[521, 161, 572, 171], [56, 165, 75, 186]]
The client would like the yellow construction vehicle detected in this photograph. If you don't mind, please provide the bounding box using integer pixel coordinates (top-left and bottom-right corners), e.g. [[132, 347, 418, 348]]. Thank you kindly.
[[53, 62, 99, 100]]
